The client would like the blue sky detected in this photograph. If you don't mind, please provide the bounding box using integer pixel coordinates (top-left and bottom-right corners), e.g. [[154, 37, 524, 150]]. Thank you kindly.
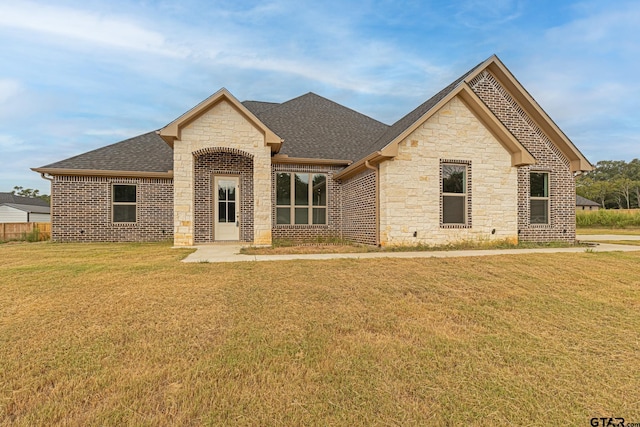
[[1, 0, 638, 193]]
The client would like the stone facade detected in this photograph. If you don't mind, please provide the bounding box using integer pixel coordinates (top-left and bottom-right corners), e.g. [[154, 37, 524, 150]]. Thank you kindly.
[[51, 175, 173, 242], [173, 99, 272, 246], [378, 96, 519, 246], [469, 70, 576, 242], [271, 163, 342, 242], [193, 148, 254, 243], [341, 169, 377, 245]]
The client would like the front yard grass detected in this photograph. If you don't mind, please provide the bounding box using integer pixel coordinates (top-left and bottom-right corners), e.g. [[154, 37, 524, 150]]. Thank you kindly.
[[1, 242, 639, 425]]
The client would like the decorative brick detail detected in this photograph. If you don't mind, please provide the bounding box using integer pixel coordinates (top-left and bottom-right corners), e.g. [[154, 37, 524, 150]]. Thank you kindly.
[[271, 163, 342, 242], [341, 169, 377, 245], [193, 148, 254, 243], [469, 70, 576, 242], [51, 176, 173, 242]]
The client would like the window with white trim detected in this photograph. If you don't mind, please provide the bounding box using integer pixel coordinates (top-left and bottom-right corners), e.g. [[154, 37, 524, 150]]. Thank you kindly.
[[276, 173, 327, 224], [530, 172, 549, 224], [442, 163, 468, 225], [112, 184, 136, 223]]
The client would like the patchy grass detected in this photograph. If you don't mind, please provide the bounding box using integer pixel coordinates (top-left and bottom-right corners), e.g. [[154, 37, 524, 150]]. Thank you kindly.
[[577, 209, 640, 228], [241, 238, 579, 255], [577, 227, 640, 235], [1, 242, 640, 425]]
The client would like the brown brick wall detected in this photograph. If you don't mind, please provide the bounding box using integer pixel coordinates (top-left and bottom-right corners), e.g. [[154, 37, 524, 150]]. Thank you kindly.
[[469, 70, 576, 242], [271, 164, 342, 242], [51, 176, 173, 242], [193, 147, 254, 243], [341, 169, 377, 245]]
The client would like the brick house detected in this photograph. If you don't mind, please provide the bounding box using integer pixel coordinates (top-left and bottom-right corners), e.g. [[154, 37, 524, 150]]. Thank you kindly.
[[33, 55, 592, 246]]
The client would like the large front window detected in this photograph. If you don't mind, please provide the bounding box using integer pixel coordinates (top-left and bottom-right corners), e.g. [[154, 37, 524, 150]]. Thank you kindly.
[[442, 163, 468, 225], [112, 184, 136, 223], [276, 173, 327, 224], [530, 172, 549, 224]]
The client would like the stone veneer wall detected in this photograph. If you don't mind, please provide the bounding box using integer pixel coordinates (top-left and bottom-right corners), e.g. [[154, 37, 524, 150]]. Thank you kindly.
[[51, 175, 173, 242], [469, 70, 576, 242], [193, 148, 254, 243], [378, 96, 519, 246], [271, 164, 342, 242], [341, 169, 377, 245], [174, 99, 272, 246]]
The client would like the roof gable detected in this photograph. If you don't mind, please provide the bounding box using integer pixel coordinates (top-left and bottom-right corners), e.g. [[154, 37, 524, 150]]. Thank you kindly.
[[465, 55, 593, 172], [159, 88, 282, 152]]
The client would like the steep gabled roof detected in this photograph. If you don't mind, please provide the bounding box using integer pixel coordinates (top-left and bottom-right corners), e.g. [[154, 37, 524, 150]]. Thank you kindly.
[[364, 62, 480, 155], [0, 193, 50, 207], [251, 92, 389, 161], [32, 131, 173, 177], [159, 88, 282, 152], [242, 100, 280, 115]]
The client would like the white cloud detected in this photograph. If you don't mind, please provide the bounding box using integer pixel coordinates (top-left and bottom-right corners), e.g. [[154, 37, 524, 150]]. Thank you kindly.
[[0, 1, 186, 57], [0, 79, 22, 104]]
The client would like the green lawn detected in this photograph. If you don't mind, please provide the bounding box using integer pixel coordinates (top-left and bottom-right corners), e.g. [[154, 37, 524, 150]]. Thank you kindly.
[[1, 242, 639, 425]]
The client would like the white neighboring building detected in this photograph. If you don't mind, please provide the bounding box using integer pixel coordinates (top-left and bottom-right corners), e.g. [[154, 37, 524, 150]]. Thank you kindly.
[[0, 193, 51, 223]]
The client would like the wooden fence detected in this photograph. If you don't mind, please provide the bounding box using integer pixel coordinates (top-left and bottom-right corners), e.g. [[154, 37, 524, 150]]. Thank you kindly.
[[0, 222, 51, 241]]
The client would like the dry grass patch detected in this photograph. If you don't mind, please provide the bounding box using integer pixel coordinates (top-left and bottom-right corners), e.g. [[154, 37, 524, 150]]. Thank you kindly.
[[1, 242, 640, 425]]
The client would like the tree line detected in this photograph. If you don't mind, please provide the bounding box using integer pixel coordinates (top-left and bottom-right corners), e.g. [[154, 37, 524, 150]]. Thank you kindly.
[[576, 159, 640, 209]]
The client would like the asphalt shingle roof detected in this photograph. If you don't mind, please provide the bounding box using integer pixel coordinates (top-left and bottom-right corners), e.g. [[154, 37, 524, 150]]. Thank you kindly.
[[576, 195, 600, 206], [39, 131, 173, 172], [37, 59, 489, 172], [2, 203, 50, 214], [0, 193, 50, 207], [248, 93, 389, 161]]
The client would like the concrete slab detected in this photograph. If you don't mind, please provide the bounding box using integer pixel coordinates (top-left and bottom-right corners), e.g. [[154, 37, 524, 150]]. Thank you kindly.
[[577, 234, 640, 241]]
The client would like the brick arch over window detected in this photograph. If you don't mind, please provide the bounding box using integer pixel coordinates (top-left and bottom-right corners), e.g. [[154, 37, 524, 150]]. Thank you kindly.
[[193, 148, 254, 243]]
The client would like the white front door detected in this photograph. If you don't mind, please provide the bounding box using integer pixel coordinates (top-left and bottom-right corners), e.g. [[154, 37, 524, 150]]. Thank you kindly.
[[214, 176, 240, 241]]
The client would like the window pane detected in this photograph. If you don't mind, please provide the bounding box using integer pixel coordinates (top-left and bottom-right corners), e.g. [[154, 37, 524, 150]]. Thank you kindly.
[[218, 202, 226, 222], [530, 172, 548, 197], [228, 184, 236, 201], [114, 185, 136, 202], [530, 200, 549, 224], [295, 207, 308, 224], [228, 202, 236, 222], [276, 173, 290, 205], [312, 208, 326, 224], [443, 195, 465, 224], [442, 165, 466, 193], [276, 207, 290, 224], [312, 174, 326, 206], [295, 173, 309, 205], [218, 184, 226, 201], [113, 205, 136, 222]]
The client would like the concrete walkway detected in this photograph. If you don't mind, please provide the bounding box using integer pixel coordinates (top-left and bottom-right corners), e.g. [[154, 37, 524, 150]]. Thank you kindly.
[[181, 235, 640, 263]]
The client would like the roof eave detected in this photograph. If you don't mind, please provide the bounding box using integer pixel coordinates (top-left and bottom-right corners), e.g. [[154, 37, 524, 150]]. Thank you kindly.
[[31, 167, 174, 179], [271, 155, 352, 166]]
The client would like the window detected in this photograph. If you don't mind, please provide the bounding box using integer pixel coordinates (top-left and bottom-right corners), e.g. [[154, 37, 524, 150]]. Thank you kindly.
[[276, 173, 327, 224], [530, 172, 549, 224], [442, 163, 467, 225], [112, 184, 136, 223]]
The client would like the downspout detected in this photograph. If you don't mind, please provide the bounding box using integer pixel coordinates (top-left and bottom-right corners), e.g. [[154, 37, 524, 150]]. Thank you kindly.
[[364, 160, 380, 246], [40, 173, 53, 227]]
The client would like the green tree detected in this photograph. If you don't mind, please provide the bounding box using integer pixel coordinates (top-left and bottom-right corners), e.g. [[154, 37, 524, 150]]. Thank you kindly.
[[11, 186, 50, 204]]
